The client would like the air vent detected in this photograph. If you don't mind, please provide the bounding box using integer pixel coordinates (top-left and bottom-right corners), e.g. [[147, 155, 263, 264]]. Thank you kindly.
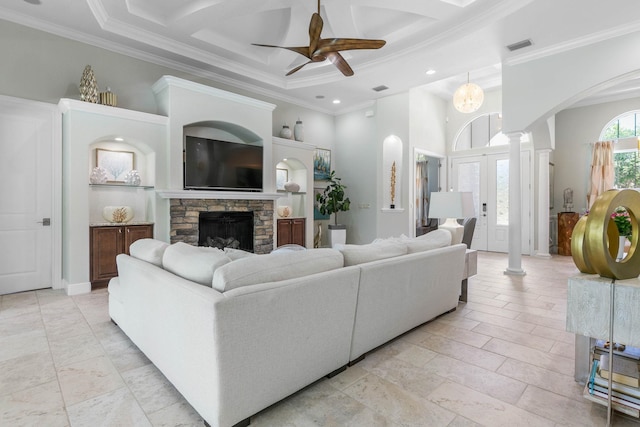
[[372, 85, 389, 92], [506, 39, 532, 52]]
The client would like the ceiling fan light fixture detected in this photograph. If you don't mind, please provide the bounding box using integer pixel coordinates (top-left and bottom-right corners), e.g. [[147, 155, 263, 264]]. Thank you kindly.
[[453, 73, 484, 113]]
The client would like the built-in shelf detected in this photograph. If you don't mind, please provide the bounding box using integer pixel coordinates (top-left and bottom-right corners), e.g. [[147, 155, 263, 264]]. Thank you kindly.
[[90, 184, 155, 189], [381, 208, 405, 213], [276, 190, 307, 195]]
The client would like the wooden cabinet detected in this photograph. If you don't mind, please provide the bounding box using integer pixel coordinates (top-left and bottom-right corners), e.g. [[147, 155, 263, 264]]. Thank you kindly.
[[558, 212, 579, 255], [277, 218, 305, 247], [90, 224, 153, 287]]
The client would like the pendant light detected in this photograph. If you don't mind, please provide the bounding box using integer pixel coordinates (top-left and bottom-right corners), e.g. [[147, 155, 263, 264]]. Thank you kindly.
[[453, 72, 484, 113]]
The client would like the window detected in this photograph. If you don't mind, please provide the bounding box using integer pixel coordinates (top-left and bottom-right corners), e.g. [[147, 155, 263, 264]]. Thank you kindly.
[[455, 113, 505, 151], [600, 111, 640, 189]]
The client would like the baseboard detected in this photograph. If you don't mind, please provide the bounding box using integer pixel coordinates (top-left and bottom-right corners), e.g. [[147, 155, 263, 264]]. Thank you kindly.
[[65, 280, 91, 296]]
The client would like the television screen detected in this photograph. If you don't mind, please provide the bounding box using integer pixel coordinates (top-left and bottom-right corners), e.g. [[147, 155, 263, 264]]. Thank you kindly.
[[184, 136, 263, 191]]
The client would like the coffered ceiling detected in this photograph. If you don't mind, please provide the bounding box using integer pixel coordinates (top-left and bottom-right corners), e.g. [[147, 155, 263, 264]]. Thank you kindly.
[[3, 0, 640, 113]]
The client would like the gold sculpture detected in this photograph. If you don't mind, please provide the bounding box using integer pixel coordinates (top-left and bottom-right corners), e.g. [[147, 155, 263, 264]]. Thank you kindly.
[[390, 161, 396, 208], [571, 189, 640, 279]]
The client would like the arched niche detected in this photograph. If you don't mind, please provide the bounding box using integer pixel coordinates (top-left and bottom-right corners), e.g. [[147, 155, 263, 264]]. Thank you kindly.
[[383, 135, 403, 209]]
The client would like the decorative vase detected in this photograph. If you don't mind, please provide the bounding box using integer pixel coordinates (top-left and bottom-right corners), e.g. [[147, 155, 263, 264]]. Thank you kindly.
[[279, 124, 293, 139], [283, 181, 300, 192], [89, 167, 108, 184], [617, 236, 628, 261], [79, 65, 99, 103], [99, 87, 117, 107], [124, 170, 141, 186], [103, 206, 134, 223], [294, 118, 304, 142]]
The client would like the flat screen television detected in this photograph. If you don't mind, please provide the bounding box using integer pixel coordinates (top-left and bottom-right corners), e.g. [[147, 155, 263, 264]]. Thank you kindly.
[[184, 136, 263, 191]]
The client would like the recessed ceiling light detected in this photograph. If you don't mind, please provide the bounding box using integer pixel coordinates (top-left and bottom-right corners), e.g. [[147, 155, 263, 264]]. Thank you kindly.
[[332, 99, 341, 104], [114, 137, 124, 141], [426, 69, 436, 75]]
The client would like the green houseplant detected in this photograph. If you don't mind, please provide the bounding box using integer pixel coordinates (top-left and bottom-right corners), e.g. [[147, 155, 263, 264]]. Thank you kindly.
[[316, 170, 351, 226], [316, 171, 350, 247]]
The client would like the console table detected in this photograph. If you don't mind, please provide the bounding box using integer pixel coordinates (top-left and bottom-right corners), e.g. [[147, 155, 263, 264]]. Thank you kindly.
[[567, 274, 640, 422]]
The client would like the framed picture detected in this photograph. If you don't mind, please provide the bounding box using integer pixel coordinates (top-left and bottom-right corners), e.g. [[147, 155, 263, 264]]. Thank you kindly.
[[96, 149, 134, 182], [314, 186, 330, 220], [276, 168, 288, 191], [313, 148, 331, 180]]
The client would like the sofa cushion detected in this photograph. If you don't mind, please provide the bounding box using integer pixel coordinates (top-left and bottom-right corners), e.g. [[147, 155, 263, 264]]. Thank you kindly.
[[338, 240, 408, 266], [163, 242, 232, 286], [129, 238, 169, 267], [406, 229, 452, 253], [212, 248, 343, 292], [223, 247, 258, 261]]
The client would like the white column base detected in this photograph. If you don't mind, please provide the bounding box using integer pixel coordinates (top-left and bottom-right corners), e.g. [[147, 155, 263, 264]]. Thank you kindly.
[[503, 268, 526, 276]]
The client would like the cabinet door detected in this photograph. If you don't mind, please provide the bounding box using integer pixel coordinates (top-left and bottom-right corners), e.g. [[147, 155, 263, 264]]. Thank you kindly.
[[90, 226, 123, 283], [291, 218, 305, 246], [124, 224, 154, 254], [277, 219, 292, 247]]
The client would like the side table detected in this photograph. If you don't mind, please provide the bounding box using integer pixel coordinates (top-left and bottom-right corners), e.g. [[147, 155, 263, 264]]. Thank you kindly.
[[558, 212, 579, 255], [460, 249, 477, 302]]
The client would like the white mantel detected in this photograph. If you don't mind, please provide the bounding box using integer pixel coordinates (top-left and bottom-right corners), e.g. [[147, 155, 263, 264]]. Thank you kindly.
[[156, 190, 283, 201]]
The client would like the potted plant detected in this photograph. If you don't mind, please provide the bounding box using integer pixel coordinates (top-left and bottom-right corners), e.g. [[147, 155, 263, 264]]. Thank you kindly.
[[316, 170, 351, 247]]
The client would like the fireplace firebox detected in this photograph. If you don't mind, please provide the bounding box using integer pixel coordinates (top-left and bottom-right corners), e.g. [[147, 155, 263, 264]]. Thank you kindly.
[[199, 212, 254, 252]]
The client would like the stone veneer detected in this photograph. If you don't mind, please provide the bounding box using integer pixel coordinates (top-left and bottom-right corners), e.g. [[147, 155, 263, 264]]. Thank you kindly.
[[170, 199, 274, 254]]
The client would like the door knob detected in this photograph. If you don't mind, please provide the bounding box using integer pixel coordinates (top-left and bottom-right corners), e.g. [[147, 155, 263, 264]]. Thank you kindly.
[[36, 218, 51, 226]]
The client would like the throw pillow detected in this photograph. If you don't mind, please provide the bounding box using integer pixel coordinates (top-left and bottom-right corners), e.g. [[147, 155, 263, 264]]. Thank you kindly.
[[128, 238, 169, 267], [212, 248, 343, 292], [407, 229, 452, 253], [163, 242, 231, 286], [338, 240, 408, 266]]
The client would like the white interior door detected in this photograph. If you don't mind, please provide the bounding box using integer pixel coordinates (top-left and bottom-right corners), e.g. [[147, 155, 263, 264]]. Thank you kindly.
[[0, 96, 57, 295], [451, 151, 530, 254]]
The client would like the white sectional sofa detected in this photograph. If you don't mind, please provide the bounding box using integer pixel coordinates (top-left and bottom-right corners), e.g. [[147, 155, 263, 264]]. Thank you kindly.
[[108, 230, 466, 427]]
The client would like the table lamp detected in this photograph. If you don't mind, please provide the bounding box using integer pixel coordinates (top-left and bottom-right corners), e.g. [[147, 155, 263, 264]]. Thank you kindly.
[[429, 191, 475, 245]]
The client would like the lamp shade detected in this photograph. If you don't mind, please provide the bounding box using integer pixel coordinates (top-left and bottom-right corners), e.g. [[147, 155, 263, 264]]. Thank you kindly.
[[429, 191, 475, 219], [453, 82, 484, 113]]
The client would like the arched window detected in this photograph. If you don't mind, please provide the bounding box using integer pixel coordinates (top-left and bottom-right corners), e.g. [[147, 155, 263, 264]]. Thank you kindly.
[[600, 111, 640, 189], [454, 112, 507, 151]]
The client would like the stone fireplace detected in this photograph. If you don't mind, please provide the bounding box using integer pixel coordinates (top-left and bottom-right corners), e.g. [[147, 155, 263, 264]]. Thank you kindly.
[[169, 198, 274, 254]]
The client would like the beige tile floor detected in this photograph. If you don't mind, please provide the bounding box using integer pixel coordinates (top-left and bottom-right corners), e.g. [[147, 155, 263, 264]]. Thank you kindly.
[[1, 252, 639, 426]]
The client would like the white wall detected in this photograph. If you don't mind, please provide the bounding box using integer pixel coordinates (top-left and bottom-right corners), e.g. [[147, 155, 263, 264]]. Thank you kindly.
[[555, 96, 640, 214]]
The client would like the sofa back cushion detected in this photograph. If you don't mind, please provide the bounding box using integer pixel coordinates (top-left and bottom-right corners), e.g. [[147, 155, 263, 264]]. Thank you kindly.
[[223, 247, 258, 261], [162, 242, 232, 286], [212, 248, 344, 292], [129, 238, 169, 267], [338, 240, 408, 266], [406, 229, 452, 253]]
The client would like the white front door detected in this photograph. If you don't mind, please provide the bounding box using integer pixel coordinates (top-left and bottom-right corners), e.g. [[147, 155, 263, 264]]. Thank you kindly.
[[0, 96, 59, 295], [451, 151, 530, 254]]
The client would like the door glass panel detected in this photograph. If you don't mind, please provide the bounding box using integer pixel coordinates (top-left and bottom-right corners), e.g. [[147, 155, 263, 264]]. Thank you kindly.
[[457, 162, 480, 217], [496, 159, 509, 225]]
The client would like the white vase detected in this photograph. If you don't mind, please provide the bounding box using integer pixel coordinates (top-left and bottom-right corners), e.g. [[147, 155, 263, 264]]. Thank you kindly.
[[283, 181, 300, 192], [279, 124, 292, 139], [103, 206, 134, 223], [294, 118, 304, 142], [617, 236, 628, 261]]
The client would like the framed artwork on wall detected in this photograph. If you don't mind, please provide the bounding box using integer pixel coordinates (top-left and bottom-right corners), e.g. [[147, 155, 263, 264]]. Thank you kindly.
[[313, 148, 331, 180], [314, 187, 330, 220], [276, 168, 288, 191], [96, 149, 134, 182]]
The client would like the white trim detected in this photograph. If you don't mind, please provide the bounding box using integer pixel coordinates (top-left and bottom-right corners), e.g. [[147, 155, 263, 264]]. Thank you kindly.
[[58, 98, 168, 124], [65, 280, 92, 296], [156, 190, 282, 201], [381, 208, 405, 213]]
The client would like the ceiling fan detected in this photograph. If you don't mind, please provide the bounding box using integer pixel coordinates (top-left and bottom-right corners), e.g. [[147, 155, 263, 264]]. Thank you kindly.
[[252, 0, 386, 76]]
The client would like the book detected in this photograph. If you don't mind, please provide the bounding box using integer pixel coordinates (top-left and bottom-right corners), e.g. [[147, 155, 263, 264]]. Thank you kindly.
[[599, 354, 640, 388], [583, 382, 640, 418], [592, 371, 640, 400]]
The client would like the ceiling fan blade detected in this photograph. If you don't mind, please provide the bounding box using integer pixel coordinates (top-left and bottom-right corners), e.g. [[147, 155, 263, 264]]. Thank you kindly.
[[316, 38, 386, 55], [286, 61, 314, 76], [308, 13, 323, 55], [326, 52, 354, 77], [252, 43, 312, 59]]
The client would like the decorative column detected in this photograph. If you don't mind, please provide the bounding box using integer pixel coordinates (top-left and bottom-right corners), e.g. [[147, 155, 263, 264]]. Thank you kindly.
[[536, 149, 552, 258], [505, 132, 526, 276]]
